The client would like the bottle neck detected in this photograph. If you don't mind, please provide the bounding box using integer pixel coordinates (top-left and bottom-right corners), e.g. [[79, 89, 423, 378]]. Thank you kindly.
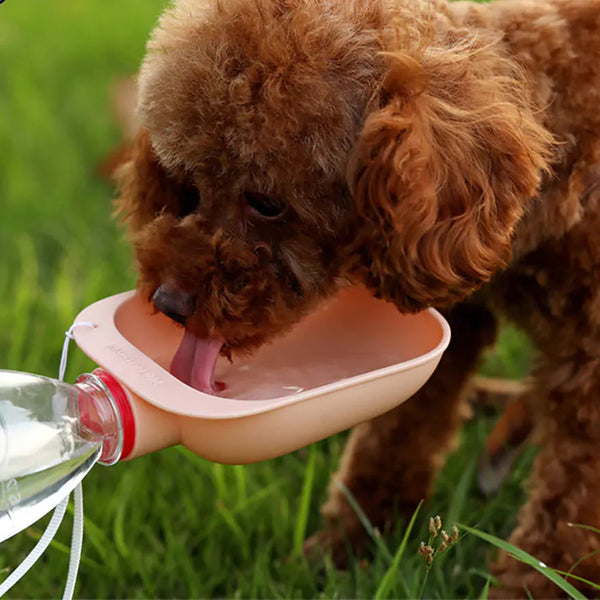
[[74, 370, 136, 465]]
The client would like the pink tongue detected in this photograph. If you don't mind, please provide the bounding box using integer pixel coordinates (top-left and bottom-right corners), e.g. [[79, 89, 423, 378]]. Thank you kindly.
[[170, 330, 225, 394]]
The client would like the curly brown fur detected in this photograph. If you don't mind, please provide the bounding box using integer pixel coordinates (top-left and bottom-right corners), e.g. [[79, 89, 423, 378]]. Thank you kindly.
[[115, 0, 600, 595]]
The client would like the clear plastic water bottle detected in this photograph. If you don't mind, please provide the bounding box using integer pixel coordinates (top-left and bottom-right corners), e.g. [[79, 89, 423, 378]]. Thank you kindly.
[[0, 370, 127, 543]]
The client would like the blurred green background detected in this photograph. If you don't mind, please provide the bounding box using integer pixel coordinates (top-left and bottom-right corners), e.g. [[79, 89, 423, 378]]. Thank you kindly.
[[0, 1, 534, 598]]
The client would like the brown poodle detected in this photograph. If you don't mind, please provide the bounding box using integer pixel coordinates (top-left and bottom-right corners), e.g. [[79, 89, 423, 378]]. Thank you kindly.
[[114, 0, 600, 595]]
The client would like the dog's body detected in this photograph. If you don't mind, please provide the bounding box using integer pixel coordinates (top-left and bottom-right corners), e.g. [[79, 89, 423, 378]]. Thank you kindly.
[[116, 0, 600, 595]]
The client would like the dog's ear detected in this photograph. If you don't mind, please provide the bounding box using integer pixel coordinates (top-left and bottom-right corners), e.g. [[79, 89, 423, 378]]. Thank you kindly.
[[113, 128, 185, 233], [347, 38, 554, 311]]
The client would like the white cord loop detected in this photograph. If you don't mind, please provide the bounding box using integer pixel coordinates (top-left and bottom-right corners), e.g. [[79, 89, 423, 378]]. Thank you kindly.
[[0, 320, 96, 599], [58, 321, 96, 382], [63, 483, 84, 600], [59, 321, 95, 600], [0, 497, 69, 597]]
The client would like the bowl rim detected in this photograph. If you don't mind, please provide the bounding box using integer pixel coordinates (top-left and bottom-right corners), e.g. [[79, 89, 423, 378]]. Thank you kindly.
[[73, 290, 451, 419]]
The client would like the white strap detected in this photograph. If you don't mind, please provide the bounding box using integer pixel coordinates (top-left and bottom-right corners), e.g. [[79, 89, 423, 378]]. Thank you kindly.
[[58, 321, 96, 382], [0, 321, 95, 598], [59, 322, 94, 600], [0, 497, 69, 597], [62, 483, 84, 600]]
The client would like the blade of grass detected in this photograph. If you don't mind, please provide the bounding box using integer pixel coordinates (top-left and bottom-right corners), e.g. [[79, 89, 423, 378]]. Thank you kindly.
[[211, 463, 228, 500], [564, 525, 600, 584], [233, 465, 247, 502], [79, 512, 117, 571], [567, 522, 600, 535], [447, 457, 476, 526], [336, 480, 393, 563], [550, 569, 600, 590], [113, 474, 133, 559], [215, 500, 250, 560], [7, 235, 38, 369], [460, 524, 587, 600], [293, 444, 317, 557], [25, 527, 101, 570], [374, 500, 422, 599], [53, 258, 77, 329], [479, 575, 492, 599]]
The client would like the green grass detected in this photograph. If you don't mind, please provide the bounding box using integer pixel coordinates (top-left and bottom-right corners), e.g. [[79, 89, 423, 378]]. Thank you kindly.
[[0, 1, 548, 598]]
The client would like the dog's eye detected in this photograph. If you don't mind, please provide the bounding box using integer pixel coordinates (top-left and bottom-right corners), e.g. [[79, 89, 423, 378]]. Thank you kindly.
[[244, 191, 285, 219], [178, 181, 200, 218]]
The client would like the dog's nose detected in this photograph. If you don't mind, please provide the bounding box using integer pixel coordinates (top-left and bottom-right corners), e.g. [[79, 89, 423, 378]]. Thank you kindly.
[[152, 282, 196, 325]]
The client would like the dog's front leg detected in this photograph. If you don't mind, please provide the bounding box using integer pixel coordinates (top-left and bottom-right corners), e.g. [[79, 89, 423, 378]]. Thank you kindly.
[[306, 302, 497, 566]]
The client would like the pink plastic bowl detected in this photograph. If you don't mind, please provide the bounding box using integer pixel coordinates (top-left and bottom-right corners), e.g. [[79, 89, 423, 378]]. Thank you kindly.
[[72, 287, 450, 463]]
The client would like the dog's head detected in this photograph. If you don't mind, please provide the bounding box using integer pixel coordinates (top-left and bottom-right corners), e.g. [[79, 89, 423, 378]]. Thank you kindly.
[[116, 0, 552, 392]]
